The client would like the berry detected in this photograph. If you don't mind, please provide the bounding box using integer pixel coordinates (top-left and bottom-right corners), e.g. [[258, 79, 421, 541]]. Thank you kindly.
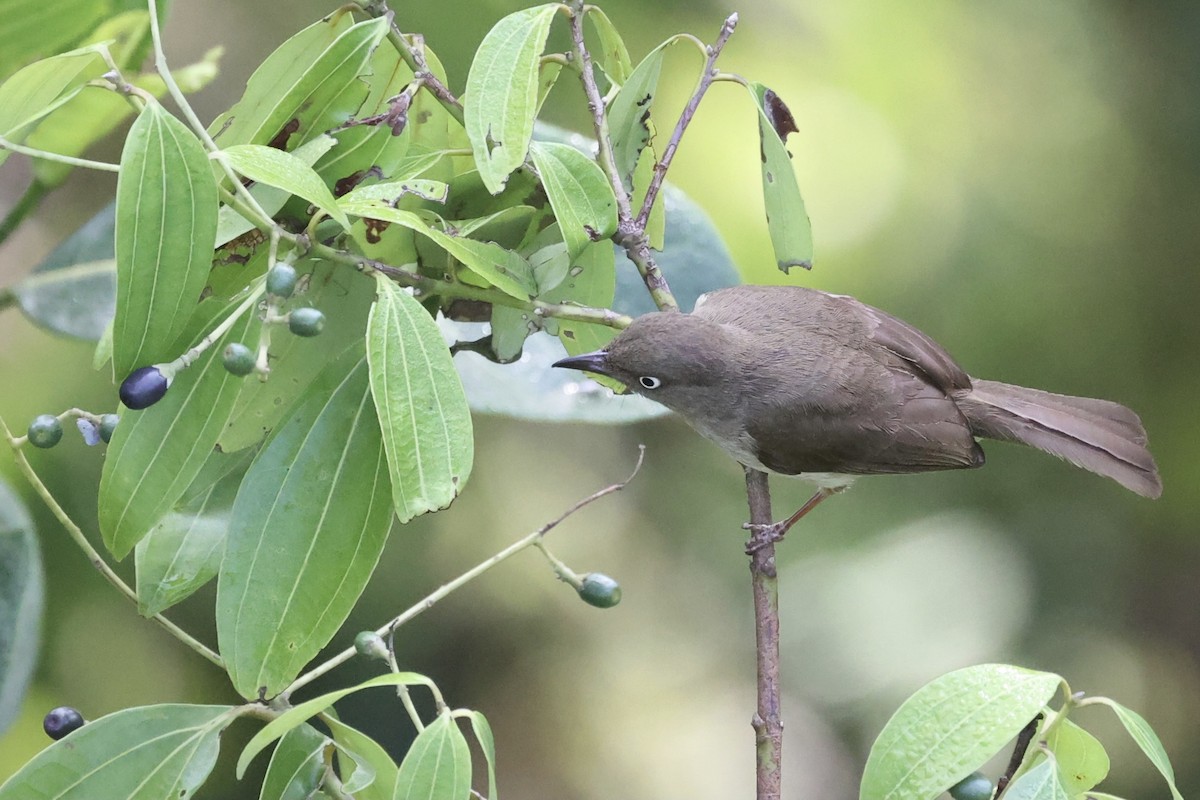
[[949, 772, 994, 800], [27, 415, 63, 448], [578, 573, 622, 608], [43, 706, 85, 740], [354, 631, 389, 661], [288, 307, 325, 337], [222, 342, 256, 376], [266, 263, 298, 298], [99, 414, 119, 443], [119, 366, 170, 410]]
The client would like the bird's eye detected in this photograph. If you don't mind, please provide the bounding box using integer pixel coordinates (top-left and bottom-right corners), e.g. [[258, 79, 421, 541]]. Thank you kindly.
[[638, 376, 662, 390]]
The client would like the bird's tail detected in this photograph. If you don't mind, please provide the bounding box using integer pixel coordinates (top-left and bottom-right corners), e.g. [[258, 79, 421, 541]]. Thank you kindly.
[[957, 379, 1162, 498]]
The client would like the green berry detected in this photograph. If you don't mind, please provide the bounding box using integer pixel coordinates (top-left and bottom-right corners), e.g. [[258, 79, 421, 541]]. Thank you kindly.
[[578, 573, 622, 608], [222, 342, 256, 376], [43, 706, 85, 740], [27, 415, 63, 448], [948, 771, 994, 800], [99, 414, 119, 443], [266, 263, 298, 298], [354, 631, 389, 661], [288, 307, 325, 337]]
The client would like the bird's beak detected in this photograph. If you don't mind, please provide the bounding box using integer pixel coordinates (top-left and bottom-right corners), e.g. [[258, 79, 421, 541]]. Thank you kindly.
[[552, 350, 611, 377]]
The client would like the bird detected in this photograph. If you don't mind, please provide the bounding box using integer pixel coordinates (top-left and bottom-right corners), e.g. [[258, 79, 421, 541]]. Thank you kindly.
[[552, 285, 1161, 539]]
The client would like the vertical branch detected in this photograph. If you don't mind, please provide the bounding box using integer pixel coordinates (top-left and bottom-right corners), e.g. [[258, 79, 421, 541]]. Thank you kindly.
[[744, 466, 783, 800]]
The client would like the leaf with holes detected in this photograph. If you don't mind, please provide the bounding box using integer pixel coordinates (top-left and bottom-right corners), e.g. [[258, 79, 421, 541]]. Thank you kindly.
[[607, 40, 669, 190], [464, 4, 560, 193], [529, 141, 616, 262], [113, 101, 219, 378], [216, 346, 394, 699], [748, 81, 813, 273], [367, 276, 473, 523], [860, 664, 1062, 800]]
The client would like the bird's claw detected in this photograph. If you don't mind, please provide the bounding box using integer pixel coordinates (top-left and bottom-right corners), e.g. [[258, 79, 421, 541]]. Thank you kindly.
[[743, 521, 787, 553]]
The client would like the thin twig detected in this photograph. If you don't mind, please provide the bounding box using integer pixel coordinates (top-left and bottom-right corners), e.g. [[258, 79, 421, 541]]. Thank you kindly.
[[568, 2, 678, 312], [0, 417, 224, 668], [995, 713, 1044, 799], [282, 447, 646, 698], [744, 466, 782, 800], [0, 136, 121, 172], [635, 13, 738, 230]]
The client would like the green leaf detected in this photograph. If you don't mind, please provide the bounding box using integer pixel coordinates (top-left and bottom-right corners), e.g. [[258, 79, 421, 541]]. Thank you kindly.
[[210, 15, 388, 150], [1002, 758, 1071, 800], [860, 664, 1063, 800], [1092, 697, 1184, 800], [0, 704, 235, 800], [394, 712, 472, 800], [0, 45, 105, 166], [585, 7, 633, 85], [340, 203, 536, 298], [466, 711, 498, 800], [338, 180, 449, 207], [99, 298, 259, 560], [0, 480, 41, 737], [1045, 718, 1109, 794], [12, 260, 115, 341], [218, 257, 375, 453], [134, 451, 248, 616], [464, 4, 561, 193], [260, 723, 328, 800], [326, 717, 399, 800], [237, 673, 436, 778], [215, 134, 336, 247], [490, 304, 534, 362], [113, 101, 220, 378], [222, 144, 351, 230], [748, 81, 813, 272], [367, 276, 474, 522], [28, 17, 222, 188], [528, 141, 617, 261], [607, 41, 667, 189], [0, 0, 108, 80], [216, 346, 394, 699]]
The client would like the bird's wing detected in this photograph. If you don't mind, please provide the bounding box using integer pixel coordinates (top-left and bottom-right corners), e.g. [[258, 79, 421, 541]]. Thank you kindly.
[[838, 297, 973, 393], [746, 374, 986, 476]]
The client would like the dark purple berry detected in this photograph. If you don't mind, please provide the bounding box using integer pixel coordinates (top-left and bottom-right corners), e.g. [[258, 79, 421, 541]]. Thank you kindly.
[[578, 573, 622, 608], [119, 366, 170, 410], [27, 415, 63, 448], [288, 307, 325, 337], [43, 706, 85, 740]]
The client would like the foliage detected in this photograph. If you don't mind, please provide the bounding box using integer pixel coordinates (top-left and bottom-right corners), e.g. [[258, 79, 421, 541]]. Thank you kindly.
[[0, 1, 1182, 798]]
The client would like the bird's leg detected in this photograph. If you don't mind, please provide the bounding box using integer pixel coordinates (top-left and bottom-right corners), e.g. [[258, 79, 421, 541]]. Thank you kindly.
[[744, 487, 840, 552]]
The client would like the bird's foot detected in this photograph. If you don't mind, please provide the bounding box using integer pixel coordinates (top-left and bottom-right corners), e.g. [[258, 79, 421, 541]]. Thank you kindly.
[[743, 521, 788, 554]]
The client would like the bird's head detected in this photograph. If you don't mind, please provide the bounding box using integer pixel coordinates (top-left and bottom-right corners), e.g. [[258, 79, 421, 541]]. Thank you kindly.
[[552, 312, 741, 407]]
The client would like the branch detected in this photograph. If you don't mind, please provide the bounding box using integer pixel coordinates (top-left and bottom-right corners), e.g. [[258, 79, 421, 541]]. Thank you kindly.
[[744, 466, 783, 800], [635, 13, 738, 229], [0, 416, 224, 668], [283, 447, 646, 698], [568, 3, 678, 312]]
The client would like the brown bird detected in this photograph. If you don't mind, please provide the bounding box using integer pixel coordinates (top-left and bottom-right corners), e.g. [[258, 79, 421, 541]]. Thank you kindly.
[[553, 285, 1161, 537]]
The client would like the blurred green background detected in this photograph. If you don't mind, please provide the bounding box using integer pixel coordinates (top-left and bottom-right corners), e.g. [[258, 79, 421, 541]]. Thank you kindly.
[[1, 0, 1197, 797]]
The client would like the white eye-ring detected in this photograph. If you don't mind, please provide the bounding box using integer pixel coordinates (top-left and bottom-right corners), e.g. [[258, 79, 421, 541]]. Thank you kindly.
[[638, 376, 662, 390]]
